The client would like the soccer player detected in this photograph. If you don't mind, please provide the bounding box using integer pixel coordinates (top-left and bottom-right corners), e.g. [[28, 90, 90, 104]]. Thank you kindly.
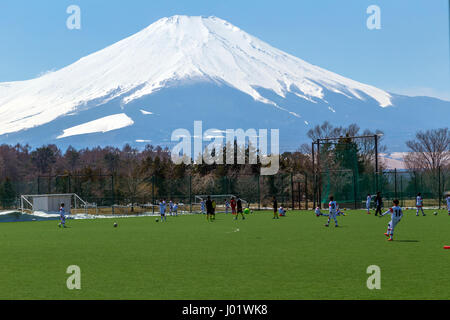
[[315, 206, 327, 217], [225, 199, 230, 214], [416, 192, 426, 216], [159, 200, 167, 222], [374, 192, 383, 216], [272, 196, 279, 219], [212, 199, 217, 221], [366, 194, 372, 214], [173, 202, 179, 217], [58, 203, 67, 228], [278, 206, 286, 217], [169, 200, 174, 216], [235, 197, 245, 220], [206, 196, 213, 222], [336, 204, 345, 216], [447, 194, 450, 215], [200, 200, 206, 214], [230, 197, 237, 216], [325, 196, 338, 227], [380, 199, 403, 241]]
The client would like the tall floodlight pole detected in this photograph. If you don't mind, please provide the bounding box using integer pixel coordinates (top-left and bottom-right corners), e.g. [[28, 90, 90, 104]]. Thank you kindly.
[[316, 139, 321, 207], [374, 134, 379, 192], [312, 141, 316, 209]]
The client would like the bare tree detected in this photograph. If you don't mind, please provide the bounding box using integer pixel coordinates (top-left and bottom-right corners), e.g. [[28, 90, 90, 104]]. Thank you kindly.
[[404, 128, 450, 170]]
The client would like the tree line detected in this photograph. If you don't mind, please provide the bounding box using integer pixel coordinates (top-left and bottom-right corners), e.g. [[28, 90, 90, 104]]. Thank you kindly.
[[0, 123, 448, 207]]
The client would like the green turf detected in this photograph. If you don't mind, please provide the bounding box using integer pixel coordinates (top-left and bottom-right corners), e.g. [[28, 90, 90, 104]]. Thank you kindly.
[[0, 209, 449, 300]]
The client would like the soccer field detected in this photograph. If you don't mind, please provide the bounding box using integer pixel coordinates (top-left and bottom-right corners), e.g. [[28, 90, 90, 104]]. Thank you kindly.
[[0, 210, 449, 300]]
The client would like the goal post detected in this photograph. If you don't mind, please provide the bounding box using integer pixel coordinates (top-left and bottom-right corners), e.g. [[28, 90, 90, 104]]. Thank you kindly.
[[20, 193, 88, 214]]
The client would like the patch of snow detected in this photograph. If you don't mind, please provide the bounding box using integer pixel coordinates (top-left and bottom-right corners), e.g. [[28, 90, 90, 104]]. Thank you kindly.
[[140, 109, 153, 115], [57, 113, 134, 139]]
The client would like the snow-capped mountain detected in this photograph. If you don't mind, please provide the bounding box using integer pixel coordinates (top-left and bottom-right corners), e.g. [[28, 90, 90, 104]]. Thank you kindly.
[[0, 15, 448, 151]]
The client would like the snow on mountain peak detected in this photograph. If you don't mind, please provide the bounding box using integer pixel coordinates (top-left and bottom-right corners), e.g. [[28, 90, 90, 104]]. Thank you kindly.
[[0, 15, 392, 136]]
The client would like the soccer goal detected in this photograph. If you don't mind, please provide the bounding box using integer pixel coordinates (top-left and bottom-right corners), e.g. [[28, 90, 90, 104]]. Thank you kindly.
[[20, 193, 88, 214], [194, 195, 249, 213]]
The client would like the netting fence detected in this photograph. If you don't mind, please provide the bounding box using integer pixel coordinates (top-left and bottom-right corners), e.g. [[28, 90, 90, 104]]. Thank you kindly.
[[318, 168, 448, 209], [0, 169, 448, 212]]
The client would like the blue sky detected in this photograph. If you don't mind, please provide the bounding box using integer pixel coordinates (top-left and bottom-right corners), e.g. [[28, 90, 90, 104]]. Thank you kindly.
[[0, 0, 449, 100]]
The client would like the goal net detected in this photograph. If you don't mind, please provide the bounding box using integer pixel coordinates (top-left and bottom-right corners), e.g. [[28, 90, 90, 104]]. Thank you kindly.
[[20, 193, 88, 214]]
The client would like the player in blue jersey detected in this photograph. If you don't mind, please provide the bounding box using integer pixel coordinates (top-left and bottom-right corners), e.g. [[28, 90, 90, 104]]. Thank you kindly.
[[58, 203, 67, 228], [168, 200, 174, 216], [225, 199, 230, 214], [366, 194, 372, 214], [159, 200, 167, 222], [173, 202, 179, 216], [446, 194, 450, 215], [325, 196, 339, 227], [200, 200, 206, 214]]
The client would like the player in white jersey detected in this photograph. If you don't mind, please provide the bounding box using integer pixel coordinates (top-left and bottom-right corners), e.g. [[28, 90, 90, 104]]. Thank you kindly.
[[325, 196, 339, 227], [415, 193, 425, 216], [315, 207, 327, 217], [380, 199, 403, 241], [159, 200, 167, 222], [58, 203, 67, 228], [366, 194, 372, 214]]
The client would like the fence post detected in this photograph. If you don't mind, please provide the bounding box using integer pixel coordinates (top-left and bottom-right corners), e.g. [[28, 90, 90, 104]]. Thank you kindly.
[[111, 175, 115, 215], [400, 175, 403, 207], [152, 175, 155, 215], [291, 172, 294, 210], [353, 170, 357, 210], [394, 169, 398, 200], [305, 173, 308, 210], [257, 175, 261, 211], [189, 175, 192, 213], [414, 172, 417, 195], [312, 142, 316, 209], [317, 139, 321, 207], [438, 166, 441, 209], [375, 134, 379, 192]]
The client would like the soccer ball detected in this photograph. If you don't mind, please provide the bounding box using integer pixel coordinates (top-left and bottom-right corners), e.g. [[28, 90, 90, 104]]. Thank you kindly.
[[155, 218, 159, 222], [433, 212, 438, 216], [114, 223, 118, 228]]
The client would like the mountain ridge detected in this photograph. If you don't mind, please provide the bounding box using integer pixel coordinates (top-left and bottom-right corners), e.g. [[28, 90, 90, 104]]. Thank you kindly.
[[0, 15, 448, 152]]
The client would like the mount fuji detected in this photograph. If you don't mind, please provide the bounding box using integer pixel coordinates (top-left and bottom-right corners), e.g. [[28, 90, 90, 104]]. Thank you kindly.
[[0, 15, 449, 151]]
